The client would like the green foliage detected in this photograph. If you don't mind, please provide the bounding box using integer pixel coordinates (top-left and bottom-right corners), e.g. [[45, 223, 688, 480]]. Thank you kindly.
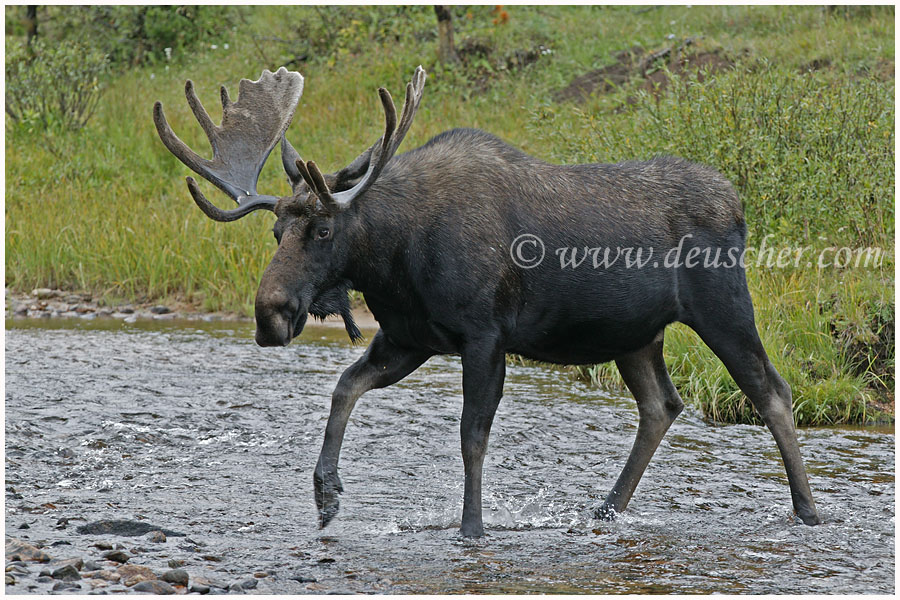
[[5, 38, 109, 130], [28, 5, 236, 66], [532, 62, 894, 247]]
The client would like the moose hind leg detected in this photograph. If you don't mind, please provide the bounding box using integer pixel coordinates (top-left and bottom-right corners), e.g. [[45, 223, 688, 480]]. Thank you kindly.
[[688, 293, 821, 525], [315, 329, 431, 528], [598, 331, 684, 520]]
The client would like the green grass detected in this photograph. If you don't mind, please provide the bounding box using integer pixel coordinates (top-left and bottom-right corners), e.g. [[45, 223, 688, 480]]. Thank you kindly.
[[5, 6, 894, 424]]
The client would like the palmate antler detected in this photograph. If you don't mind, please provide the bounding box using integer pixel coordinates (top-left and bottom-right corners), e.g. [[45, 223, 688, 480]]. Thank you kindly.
[[153, 67, 304, 221], [154, 66, 426, 219]]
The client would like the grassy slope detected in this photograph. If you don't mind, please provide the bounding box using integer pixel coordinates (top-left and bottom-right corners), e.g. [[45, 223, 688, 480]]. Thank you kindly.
[[5, 6, 894, 423]]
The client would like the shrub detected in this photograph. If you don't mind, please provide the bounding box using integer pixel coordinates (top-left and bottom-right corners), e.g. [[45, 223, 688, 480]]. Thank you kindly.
[[5, 38, 109, 130], [532, 61, 894, 247], [31, 6, 236, 67]]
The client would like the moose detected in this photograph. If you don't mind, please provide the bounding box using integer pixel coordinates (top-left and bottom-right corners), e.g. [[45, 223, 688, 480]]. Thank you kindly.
[[154, 66, 821, 537]]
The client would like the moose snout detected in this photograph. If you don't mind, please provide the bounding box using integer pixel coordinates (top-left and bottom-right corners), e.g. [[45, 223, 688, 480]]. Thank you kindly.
[[254, 287, 303, 347]]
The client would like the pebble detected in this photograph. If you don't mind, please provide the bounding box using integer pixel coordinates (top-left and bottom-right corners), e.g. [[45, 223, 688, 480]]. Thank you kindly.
[[93, 542, 113, 551], [84, 570, 120, 582], [52, 581, 82, 591], [116, 564, 156, 586], [160, 568, 188, 586], [32, 288, 56, 299], [102, 550, 130, 564], [189, 583, 211, 594], [132, 579, 176, 594], [51, 556, 83, 570], [5, 574, 14, 585], [84, 560, 105, 571], [51, 564, 81, 581], [167, 559, 185, 569], [150, 305, 171, 314], [5, 538, 52, 563], [238, 578, 257, 590], [145, 530, 166, 543]]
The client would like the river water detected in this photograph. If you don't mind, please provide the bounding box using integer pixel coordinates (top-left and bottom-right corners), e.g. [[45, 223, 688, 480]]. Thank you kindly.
[[5, 318, 894, 593]]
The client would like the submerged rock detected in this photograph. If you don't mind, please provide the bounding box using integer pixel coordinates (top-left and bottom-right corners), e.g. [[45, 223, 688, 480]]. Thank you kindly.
[[76, 519, 185, 537]]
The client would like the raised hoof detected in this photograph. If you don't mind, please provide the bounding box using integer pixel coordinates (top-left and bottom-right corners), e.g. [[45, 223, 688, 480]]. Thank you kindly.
[[314, 470, 344, 529], [593, 504, 618, 521]]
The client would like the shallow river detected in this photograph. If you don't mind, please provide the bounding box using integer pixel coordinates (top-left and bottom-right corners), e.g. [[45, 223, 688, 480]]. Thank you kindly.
[[5, 318, 894, 594]]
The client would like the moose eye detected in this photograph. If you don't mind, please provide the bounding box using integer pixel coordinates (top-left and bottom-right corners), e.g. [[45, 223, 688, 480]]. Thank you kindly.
[[315, 227, 331, 240]]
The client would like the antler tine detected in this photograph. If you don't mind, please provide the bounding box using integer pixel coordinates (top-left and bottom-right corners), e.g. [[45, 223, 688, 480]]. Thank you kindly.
[[153, 68, 304, 221], [186, 177, 277, 222], [184, 80, 218, 146], [281, 134, 304, 190], [305, 161, 340, 212], [329, 66, 427, 209]]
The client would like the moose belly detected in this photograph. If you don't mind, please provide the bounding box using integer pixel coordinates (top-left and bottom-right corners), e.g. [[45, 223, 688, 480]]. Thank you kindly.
[[508, 287, 679, 365]]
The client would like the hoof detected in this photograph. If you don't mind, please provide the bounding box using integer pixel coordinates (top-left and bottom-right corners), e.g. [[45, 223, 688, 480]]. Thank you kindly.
[[593, 504, 618, 521], [459, 524, 485, 538], [797, 509, 822, 526], [314, 470, 343, 529]]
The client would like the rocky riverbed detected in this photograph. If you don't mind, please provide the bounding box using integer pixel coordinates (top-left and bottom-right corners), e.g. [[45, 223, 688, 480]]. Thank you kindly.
[[5, 287, 249, 324], [6, 295, 895, 594]]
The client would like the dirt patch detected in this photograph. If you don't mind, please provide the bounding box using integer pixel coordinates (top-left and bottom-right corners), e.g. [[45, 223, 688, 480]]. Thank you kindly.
[[554, 40, 735, 103], [453, 37, 551, 93]]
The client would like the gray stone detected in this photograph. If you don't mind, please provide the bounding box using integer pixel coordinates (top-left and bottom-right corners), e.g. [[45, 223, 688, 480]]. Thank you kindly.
[[76, 519, 185, 537], [239, 578, 257, 590], [150, 305, 171, 314], [132, 579, 176, 594], [160, 569, 188, 586], [32, 288, 55, 299], [52, 581, 82, 591], [51, 564, 81, 581], [190, 583, 211, 594], [102, 550, 130, 564]]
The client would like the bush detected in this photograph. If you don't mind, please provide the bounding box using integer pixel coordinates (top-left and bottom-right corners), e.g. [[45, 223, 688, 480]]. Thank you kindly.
[[28, 6, 236, 67], [5, 38, 109, 130], [532, 61, 894, 247]]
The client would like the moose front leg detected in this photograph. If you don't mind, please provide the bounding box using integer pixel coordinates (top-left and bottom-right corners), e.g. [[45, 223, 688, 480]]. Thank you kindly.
[[315, 329, 431, 528], [459, 338, 506, 537]]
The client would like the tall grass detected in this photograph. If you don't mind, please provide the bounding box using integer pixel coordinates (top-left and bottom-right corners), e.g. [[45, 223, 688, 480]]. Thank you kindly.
[[5, 5, 894, 423]]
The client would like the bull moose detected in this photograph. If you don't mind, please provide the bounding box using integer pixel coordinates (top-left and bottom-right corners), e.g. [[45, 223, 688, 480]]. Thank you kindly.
[[153, 66, 821, 537]]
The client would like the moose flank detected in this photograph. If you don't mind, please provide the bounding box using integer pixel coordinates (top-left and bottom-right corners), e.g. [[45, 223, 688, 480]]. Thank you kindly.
[[154, 67, 821, 537]]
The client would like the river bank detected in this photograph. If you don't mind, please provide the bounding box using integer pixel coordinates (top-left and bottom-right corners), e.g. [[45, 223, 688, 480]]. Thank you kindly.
[[4, 287, 379, 331]]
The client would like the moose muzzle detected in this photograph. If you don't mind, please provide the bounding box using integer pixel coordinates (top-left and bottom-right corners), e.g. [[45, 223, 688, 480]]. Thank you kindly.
[[254, 286, 306, 347]]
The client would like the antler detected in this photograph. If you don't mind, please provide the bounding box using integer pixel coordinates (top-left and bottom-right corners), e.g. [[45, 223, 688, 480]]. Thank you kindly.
[[153, 67, 304, 221], [295, 66, 426, 212]]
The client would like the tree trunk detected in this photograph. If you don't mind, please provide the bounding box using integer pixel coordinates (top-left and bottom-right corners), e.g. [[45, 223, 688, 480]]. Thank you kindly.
[[434, 5, 459, 65], [25, 6, 37, 46]]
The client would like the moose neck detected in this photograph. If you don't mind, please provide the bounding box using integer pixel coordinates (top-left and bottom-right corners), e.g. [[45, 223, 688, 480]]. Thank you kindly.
[[340, 182, 419, 311]]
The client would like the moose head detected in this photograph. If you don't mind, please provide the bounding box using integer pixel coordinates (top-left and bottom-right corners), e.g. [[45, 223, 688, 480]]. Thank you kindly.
[[153, 66, 426, 346]]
